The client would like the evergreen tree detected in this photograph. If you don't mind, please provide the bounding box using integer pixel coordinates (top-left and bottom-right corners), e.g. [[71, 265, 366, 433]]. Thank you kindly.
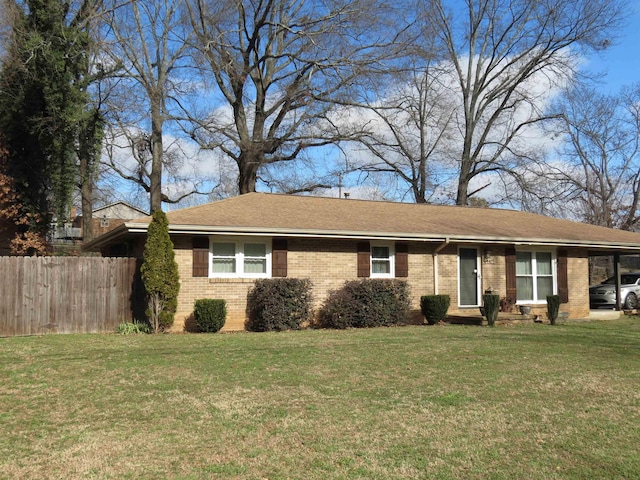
[[0, 0, 99, 238], [140, 210, 180, 333]]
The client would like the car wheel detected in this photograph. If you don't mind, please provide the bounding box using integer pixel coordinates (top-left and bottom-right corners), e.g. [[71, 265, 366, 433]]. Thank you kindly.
[[624, 293, 638, 310]]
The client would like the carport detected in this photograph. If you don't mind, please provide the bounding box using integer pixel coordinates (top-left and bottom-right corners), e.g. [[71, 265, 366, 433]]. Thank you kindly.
[[589, 251, 640, 311]]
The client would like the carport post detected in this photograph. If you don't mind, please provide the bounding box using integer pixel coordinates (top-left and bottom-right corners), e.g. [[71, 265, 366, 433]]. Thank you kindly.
[[614, 253, 622, 310]]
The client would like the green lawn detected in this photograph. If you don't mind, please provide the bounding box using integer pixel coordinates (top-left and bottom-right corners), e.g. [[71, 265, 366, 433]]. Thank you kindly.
[[1, 319, 639, 479]]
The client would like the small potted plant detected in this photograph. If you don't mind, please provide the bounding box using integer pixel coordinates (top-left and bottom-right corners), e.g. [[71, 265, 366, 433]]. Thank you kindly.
[[500, 296, 515, 312]]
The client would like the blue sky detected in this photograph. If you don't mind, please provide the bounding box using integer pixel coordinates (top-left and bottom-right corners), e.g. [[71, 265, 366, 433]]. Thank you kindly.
[[586, 3, 640, 92]]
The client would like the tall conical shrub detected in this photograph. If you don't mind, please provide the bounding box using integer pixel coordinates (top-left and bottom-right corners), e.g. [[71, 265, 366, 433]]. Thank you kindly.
[[482, 294, 500, 327], [547, 295, 561, 325], [141, 210, 180, 333]]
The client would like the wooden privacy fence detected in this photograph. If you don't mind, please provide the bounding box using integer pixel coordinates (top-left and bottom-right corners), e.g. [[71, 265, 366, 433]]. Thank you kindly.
[[0, 256, 142, 336]]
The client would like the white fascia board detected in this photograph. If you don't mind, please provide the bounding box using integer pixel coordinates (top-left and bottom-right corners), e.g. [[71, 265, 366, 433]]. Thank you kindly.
[[159, 224, 640, 251], [84, 222, 640, 253]]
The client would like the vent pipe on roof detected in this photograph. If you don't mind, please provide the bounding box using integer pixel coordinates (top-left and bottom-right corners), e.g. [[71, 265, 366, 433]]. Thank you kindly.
[[343, 192, 350, 199]]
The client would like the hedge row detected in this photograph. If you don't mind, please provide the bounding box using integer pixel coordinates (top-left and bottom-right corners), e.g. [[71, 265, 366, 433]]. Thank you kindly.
[[243, 278, 412, 331], [199, 279, 453, 332]]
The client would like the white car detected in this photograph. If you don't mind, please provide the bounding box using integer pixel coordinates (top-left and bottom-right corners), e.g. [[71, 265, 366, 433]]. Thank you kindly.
[[589, 272, 640, 309]]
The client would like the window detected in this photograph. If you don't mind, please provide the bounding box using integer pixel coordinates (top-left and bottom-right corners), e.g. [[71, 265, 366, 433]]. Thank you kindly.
[[516, 251, 555, 302], [212, 242, 236, 274], [244, 243, 267, 274], [370, 244, 394, 278], [210, 238, 271, 278]]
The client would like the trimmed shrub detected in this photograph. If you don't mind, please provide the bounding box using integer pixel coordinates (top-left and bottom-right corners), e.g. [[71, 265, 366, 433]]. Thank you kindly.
[[420, 295, 450, 325], [317, 279, 411, 329], [246, 278, 313, 332], [140, 210, 180, 333], [547, 295, 561, 325], [194, 299, 226, 333], [482, 294, 500, 327]]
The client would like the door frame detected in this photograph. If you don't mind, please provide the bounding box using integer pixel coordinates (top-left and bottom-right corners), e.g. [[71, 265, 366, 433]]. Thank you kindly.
[[458, 246, 482, 307]]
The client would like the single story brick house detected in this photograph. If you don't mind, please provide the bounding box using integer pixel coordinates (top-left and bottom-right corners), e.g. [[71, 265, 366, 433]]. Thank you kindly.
[[84, 193, 640, 331]]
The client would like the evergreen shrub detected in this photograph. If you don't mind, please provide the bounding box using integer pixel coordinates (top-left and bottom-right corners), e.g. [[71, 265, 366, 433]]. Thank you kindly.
[[194, 299, 226, 333], [317, 279, 411, 329], [246, 278, 313, 332], [482, 294, 500, 327], [140, 210, 180, 333], [547, 295, 561, 325], [420, 294, 451, 325]]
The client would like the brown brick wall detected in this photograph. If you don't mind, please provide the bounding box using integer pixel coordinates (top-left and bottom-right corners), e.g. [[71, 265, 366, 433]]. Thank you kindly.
[[169, 236, 592, 331]]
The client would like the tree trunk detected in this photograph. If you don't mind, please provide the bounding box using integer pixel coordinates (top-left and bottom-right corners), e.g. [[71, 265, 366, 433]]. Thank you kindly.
[[237, 153, 260, 194], [80, 165, 93, 243], [456, 178, 469, 205], [149, 105, 163, 212]]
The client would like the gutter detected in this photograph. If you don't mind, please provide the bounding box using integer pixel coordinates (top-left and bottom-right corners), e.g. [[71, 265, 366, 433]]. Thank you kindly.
[[433, 238, 450, 295], [160, 225, 640, 251], [84, 221, 640, 254]]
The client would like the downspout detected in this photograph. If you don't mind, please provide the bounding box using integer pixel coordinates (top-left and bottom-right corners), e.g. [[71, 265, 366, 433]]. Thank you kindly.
[[433, 238, 450, 295]]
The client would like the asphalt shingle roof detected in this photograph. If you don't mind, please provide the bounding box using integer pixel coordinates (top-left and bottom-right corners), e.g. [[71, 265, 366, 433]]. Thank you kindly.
[[110, 192, 640, 251]]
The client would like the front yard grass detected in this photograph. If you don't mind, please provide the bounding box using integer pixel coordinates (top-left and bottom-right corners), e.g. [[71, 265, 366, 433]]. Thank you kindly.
[[1, 319, 639, 479]]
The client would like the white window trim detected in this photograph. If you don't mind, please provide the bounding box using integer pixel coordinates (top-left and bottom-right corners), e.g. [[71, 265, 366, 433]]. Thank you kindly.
[[515, 248, 557, 304], [370, 242, 395, 278], [209, 236, 272, 278]]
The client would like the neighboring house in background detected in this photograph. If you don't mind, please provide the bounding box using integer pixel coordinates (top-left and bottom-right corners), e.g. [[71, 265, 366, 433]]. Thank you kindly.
[[0, 201, 147, 255], [51, 202, 147, 249], [84, 193, 640, 331], [72, 202, 149, 242]]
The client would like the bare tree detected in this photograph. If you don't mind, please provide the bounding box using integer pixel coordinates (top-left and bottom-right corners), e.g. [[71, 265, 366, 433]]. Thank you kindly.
[[551, 84, 640, 229], [102, 125, 217, 207], [75, 2, 117, 243], [184, 0, 412, 194], [428, 0, 625, 205], [103, 0, 196, 212], [354, 59, 458, 203]]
